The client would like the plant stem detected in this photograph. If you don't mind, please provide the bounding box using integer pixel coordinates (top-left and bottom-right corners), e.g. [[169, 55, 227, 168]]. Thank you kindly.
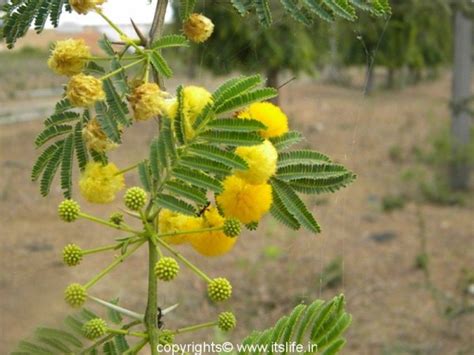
[[82, 243, 119, 255], [78, 212, 140, 234], [95, 9, 144, 53], [155, 237, 212, 283], [100, 58, 145, 80], [144, 240, 160, 354], [108, 328, 148, 338], [116, 162, 141, 175], [145, 2, 169, 353], [148, 0, 169, 88], [157, 226, 223, 238], [174, 321, 217, 335], [84, 240, 145, 289], [124, 337, 149, 355], [80, 320, 142, 355]]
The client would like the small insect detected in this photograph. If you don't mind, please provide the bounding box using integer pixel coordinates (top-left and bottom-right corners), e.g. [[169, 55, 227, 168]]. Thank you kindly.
[[197, 202, 211, 217], [156, 307, 164, 329]]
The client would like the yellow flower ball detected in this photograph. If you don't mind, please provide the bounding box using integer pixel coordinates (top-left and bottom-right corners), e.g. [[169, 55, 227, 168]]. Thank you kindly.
[[235, 140, 278, 185], [48, 38, 90, 76], [183, 13, 214, 43], [158, 209, 202, 245], [79, 162, 125, 204], [67, 73, 105, 107], [129, 83, 168, 121], [189, 207, 237, 257], [168, 86, 213, 139], [82, 118, 117, 153], [238, 102, 289, 139], [69, 0, 106, 14], [216, 175, 272, 224]]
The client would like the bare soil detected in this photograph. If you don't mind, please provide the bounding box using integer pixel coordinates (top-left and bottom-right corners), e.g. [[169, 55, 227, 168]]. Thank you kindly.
[[0, 72, 473, 354]]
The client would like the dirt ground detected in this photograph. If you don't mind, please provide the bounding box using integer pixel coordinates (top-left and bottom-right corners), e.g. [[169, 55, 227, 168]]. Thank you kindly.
[[0, 72, 473, 354]]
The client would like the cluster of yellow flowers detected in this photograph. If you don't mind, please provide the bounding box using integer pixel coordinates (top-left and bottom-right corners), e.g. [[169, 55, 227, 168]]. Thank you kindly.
[[217, 102, 288, 224], [79, 162, 124, 204], [167, 86, 214, 139], [158, 207, 236, 256], [129, 83, 169, 121], [69, 0, 107, 15], [82, 118, 118, 153]]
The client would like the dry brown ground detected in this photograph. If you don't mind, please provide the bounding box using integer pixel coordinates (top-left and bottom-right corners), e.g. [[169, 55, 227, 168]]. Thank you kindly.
[[0, 73, 473, 354]]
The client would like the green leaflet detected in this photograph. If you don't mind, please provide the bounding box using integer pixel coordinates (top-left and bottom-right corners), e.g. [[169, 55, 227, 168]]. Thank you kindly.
[[150, 51, 173, 78], [173, 167, 223, 193], [215, 87, 278, 114], [270, 177, 321, 233], [179, 0, 196, 20], [302, 0, 335, 22], [188, 144, 248, 170], [198, 131, 263, 146], [270, 131, 304, 151], [164, 180, 208, 205], [60, 134, 75, 198], [151, 34, 189, 49], [212, 74, 263, 106], [206, 118, 267, 132], [35, 124, 72, 147], [155, 193, 197, 215]]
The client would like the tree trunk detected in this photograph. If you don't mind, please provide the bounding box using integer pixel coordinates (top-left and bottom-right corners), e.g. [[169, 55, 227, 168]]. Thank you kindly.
[[364, 65, 375, 96], [386, 68, 395, 89], [266, 68, 279, 104], [450, 10, 472, 190]]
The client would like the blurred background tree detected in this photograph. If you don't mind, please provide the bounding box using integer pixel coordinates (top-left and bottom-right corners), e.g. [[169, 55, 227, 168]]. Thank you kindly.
[[174, 2, 322, 103]]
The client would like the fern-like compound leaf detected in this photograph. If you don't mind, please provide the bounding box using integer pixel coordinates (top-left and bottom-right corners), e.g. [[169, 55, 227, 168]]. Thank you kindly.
[[238, 294, 351, 354]]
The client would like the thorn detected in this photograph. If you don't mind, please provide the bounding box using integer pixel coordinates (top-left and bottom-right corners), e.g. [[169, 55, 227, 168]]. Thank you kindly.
[[277, 76, 296, 89], [161, 303, 179, 315], [130, 18, 148, 47]]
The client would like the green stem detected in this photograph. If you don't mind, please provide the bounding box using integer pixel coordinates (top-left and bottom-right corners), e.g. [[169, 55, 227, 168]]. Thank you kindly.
[[78, 212, 140, 234], [107, 328, 148, 338], [157, 226, 224, 238], [80, 320, 142, 355], [124, 338, 149, 355], [174, 321, 217, 335], [155, 237, 212, 283], [95, 10, 143, 53], [144, 240, 160, 354], [115, 162, 141, 176], [82, 244, 118, 255], [100, 58, 145, 81], [84, 240, 145, 289]]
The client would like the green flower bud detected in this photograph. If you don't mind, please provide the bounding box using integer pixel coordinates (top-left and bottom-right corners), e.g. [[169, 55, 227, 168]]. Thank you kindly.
[[124, 187, 147, 211], [218, 311, 236, 331], [155, 257, 179, 281], [245, 221, 259, 231], [82, 318, 107, 340], [159, 329, 175, 345], [58, 199, 80, 222], [62, 244, 83, 266], [208, 277, 232, 302], [109, 212, 124, 225], [223, 218, 241, 237], [64, 283, 87, 308]]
